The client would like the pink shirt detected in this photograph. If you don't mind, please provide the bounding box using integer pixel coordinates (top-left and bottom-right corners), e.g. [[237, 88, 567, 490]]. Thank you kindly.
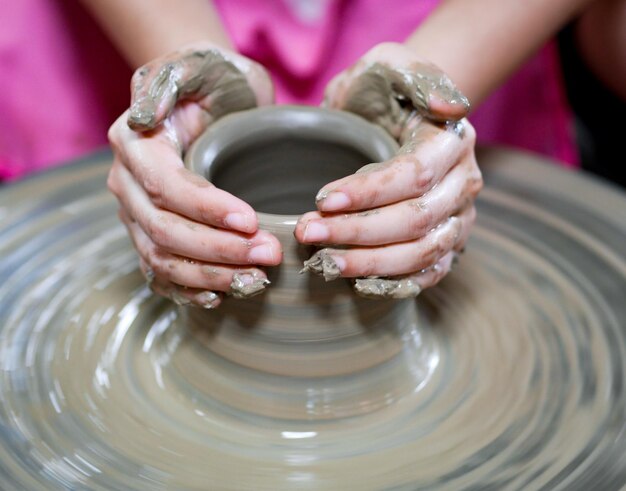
[[0, 0, 577, 181]]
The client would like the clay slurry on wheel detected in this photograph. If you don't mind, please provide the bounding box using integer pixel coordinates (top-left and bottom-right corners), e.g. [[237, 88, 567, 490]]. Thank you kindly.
[[0, 148, 624, 489]]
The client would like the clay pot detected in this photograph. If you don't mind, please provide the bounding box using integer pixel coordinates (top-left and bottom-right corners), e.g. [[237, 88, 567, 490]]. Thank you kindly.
[[181, 106, 432, 414]]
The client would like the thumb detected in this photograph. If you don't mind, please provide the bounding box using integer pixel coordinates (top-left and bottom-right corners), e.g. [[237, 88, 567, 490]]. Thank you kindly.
[[127, 49, 259, 132], [395, 63, 470, 123], [127, 61, 182, 131]]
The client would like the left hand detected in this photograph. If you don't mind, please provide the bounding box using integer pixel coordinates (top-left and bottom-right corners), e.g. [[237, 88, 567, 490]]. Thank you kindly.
[[295, 42, 483, 298]]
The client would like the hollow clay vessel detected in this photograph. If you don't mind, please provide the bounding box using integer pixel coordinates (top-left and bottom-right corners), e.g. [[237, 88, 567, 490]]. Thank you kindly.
[[182, 106, 438, 415]]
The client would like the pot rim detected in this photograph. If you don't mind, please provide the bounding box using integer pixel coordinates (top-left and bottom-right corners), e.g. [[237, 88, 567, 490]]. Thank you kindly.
[[184, 105, 399, 226]]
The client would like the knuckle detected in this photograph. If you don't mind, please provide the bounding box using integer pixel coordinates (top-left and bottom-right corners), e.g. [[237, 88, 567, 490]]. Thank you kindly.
[[357, 181, 380, 208], [463, 120, 477, 144], [107, 123, 122, 150], [142, 172, 165, 205], [435, 262, 451, 282], [439, 232, 456, 256], [134, 226, 154, 255], [415, 242, 442, 270], [346, 222, 367, 245], [407, 203, 432, 238], [359, 254, 380, 277], [467, 170, 484, 198], [456, 234, 470, 252], [210, 240, 233, 263], [106, 170, 119, 196], [147, 253, 170, 279], [108, 116, 135, 155], [144, 248, 160, 270], [146, 213, 171, 248], [450, 216, 464, 240], [196, 196, 219, 223], [144, 245, 172, 280], [143, 241, 160, 264], [413, 167, 435, 191]]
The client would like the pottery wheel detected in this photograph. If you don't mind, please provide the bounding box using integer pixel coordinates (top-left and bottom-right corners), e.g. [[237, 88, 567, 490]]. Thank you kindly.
[[1, 148, 625, 490]]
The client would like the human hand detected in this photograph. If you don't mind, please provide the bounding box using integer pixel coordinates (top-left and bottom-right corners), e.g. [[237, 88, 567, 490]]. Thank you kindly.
[[296, 42, 483, 298], [107, 43, 281, 308]]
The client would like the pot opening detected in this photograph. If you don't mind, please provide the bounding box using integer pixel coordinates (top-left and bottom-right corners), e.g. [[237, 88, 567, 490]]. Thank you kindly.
[[209, 135, 374, 215]]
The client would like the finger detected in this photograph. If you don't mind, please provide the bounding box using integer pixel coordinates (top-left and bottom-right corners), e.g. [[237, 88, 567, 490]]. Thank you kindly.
[[140, 259, 223, 309], [120, 210, 269, 297], [352, 251, 455, 299], [300, 157, 480, 246], [314, 120, 476, 213], [128, 49, 259, 131], [109, 115, 258, 234], [112, 163, 282, 266], [301, 215, 462, 279]]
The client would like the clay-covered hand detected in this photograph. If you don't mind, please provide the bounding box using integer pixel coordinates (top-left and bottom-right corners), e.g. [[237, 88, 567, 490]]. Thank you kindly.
[[296, 42, 483, 298], [108, 43, 281, 308]]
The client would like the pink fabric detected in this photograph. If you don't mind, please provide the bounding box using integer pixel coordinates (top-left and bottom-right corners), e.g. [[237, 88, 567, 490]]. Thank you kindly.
[[0, 0, 131, 180], [216, 0, 578, 167], [0, 0, 577, 181], [471, 41, 578, 166]]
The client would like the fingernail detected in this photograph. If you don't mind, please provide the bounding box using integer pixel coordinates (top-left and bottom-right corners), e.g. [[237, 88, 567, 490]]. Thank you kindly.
[[248, 243, 276, 264], [197, 291, 220, 309], [317, 191, 350, 211], [239, 273, 255, 286], [331, 254, 346, 272], [224, 212, 251, 232], [302, 221, 329, 243]]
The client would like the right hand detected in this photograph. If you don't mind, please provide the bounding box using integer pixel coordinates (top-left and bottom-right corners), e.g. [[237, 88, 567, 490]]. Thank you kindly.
[[107, 43, 281, 309]]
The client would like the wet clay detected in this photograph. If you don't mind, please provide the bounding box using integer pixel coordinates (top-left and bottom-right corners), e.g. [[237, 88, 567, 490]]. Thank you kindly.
[[340, 62, 470, 138], [0, 148, 626, 489], [300, 249, 342, 281], [128, 49, 257, 130], [353, 276, 422, 298], [229, 271, 270, 298]]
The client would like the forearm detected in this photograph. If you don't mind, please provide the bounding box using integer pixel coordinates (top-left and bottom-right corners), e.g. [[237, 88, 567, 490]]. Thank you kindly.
[[79, 0, 232, 68], [405, 0, 591, 106]]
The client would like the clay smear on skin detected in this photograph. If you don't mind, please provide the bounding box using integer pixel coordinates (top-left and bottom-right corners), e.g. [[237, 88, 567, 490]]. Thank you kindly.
[[128, 49, 258, 131], [312, 62, 470, 297], [300, 249, 342, 281], [230, 271, 270, 299], [339, 62, 469, 139]]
